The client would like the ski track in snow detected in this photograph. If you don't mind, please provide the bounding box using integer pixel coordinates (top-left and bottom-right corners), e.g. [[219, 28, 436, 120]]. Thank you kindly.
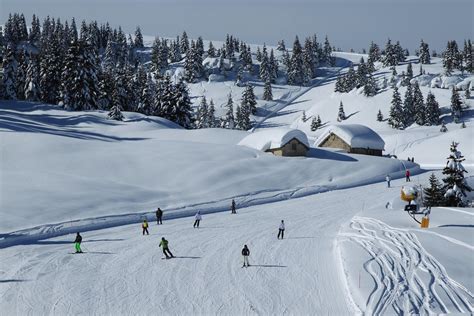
[[341, 216, 474, 315]]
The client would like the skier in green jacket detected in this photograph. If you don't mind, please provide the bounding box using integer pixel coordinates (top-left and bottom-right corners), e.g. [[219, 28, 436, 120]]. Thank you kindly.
[[74, 232, 83, 253], [159, 237, 174, 259]]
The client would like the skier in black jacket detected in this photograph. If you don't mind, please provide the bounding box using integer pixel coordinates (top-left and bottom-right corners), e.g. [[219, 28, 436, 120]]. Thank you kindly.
[[74, 232, 83, 253], [156, 208, 163, 225], [242, 245, 250, 267]]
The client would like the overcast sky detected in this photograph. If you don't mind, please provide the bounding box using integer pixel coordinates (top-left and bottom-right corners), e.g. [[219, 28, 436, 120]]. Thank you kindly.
[[1, 0, 472, 52]]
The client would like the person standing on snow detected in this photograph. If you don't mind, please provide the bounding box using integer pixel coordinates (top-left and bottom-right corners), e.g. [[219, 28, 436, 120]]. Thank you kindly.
[[193, 211, 202, 228], [386, 174, 391, 188], [159, 237, 174, 259], [231, 199, 236, 214], [277, 220, 285, 239], [74, 232, 83, 253], [156, 207, 163, 225], [242, 245, 250, 267], [405, 169, 411, 182], [142, 219, 149, 235]]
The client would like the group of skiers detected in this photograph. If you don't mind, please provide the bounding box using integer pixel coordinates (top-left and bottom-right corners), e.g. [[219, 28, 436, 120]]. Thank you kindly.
[[73, 198, 287, 266], [385, 169, 411, 188]]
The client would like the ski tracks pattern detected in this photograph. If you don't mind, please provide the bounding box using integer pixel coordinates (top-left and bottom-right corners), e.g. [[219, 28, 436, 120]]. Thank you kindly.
[[341, 216, 473, 315]]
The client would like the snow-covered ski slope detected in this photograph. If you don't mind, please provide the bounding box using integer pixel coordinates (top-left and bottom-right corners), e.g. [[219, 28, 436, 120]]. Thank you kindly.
[[0, 172, 472, 315], [0, 101, 417, 234]]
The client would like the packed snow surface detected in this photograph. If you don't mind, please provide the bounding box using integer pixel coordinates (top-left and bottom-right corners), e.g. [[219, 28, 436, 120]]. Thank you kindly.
[[238, 128, 310, 151], [314, 124, 385, 150]]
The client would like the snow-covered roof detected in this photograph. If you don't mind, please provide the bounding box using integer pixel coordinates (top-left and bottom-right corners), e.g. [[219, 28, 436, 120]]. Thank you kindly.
[[238, 128, 310, 151], [315, 124, 385, 150]]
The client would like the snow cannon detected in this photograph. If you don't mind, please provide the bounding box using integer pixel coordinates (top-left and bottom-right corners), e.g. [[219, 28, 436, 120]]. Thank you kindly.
[[401, 186, 418, 203]]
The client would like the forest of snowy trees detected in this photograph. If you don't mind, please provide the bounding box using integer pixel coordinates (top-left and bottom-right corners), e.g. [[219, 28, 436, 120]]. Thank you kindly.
[[0, 13, 336, 130]]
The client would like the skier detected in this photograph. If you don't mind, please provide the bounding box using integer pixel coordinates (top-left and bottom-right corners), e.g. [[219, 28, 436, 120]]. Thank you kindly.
[[156, 207, 163, 225], [242, 244, 250, 267], [193, 211, 202, 228], [277, 220, 285, 239], [74, 232, 83, 253], [159, 237, 174, 259], [386, 174, 391, 188], [231, 199, 236, 214], [405, 169, 411, 182], [142, 219, 149, 235]]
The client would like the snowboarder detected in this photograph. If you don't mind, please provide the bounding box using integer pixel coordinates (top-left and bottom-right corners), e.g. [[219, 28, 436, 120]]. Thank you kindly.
[[231, 199, 236, 214], [386, 174, 391, 188], [142, 219, 149, 235], [193, 211, 202, 228], [405, 169, 411, 182], [74, 232, 83, 253], [242, 244, 250, 267], [156, 207, 163, 225], [277, 220, 285, 239], [159, 237, 174, 259]]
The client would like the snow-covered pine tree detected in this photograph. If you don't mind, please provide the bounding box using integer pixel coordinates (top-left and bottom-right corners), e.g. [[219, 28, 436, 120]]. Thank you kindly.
[[442, 142, 472, 206], [24, 55, 40, 101], [184, 42, 196, 82], [450, 86, 462, 123], [382, 38, 398, 67], [377, 109, 383, 121], [259, 47, 270, 82], [288, 36, 304, 85], [241, 84, 257, 115], [394, 41, 406, 63], [111, 66, 129, 113], [367, 41, 380, 71], [15, 49, 27, 100], [263, 80, 273, 101], [443, 40, 459, 75], [337, 101, 345, 121], [406, 62, 413, 80], [322, 36, 332, 65], [402, 83, 415, 127], [235, 105, 243, 130], [363, 73, 377, 97], [463, 39, 473, 73], [256, 46, 262, 62], [423, 173, 444, 207], [207, 41, 216, 58], [419, 39, 431, 64], [302, 38, 314, 85], [180, 31, 189, 54], [2, 43, 17, 100], [413, 82, 425, 125], [269, 49, 278, 82], [136, 70, 154, 115], [222, 93, 235, 129], [301, 110, 307, 122], [277, 40, 286, 51], [171, 78, 193, 128], [427, 93, 442, 125], [355, 57, 367, 88], [207, 99, 216, 128], [236, 104, 251, 130], [107, 104, 124, 121], [195, 96, 209, 129], [343, 65, 357, 92], [388, 87, 404, 129], [311, 115, 322, 131], [334, 75, 345, 93], [134, 26, 144, 48], [29, 14, 41, 44], [97, 70, 114, 110], [196, 36, 205, 58]]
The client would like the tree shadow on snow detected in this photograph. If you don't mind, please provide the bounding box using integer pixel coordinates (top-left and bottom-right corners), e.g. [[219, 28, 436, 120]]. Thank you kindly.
[[286, 236, 317, 239], [173, 256, 201, 259], [0, 279, 31, 283], [438, 224, 474, 228], [249, 264, 287, 268]]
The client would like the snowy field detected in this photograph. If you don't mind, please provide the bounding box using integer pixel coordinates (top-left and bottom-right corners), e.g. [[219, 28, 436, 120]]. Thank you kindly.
[[1, 44, 473, 314]]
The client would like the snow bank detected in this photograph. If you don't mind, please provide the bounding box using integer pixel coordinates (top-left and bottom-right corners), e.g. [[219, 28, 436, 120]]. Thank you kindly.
[[315, 124, 385, 150], [238, 128, 309, 151]]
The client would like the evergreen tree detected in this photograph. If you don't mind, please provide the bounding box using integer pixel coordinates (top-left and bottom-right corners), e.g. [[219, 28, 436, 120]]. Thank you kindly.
[[363, 73, 377, 97], [241, 84, 257, 115], [136, 69, 154, 115], [450, 86, 462, 122], [282, 49, 291, 70], [337, 101, 345, 121], [180, 31, 189, 54], [2, 43, 17, 100], [403, 83, 415, 127], [423, 173, 444, 207], [134, 26, 144, 48], [195, 96, 209, 128], [301, 111, 307, 122], [311, 115, 322, 131], [322, 36, 332, 64], [288, 36, 304, 85], [406, 62, 413, 80], [442, 142, 472, 206], [394, 41, 406, 63], [259, 47, 270, 82], [388, 87, 404, 129], [207, 99, 216, 128], [112, 67, 129, 113], [377, 109, 383, 121], [235, 104, 251, 130], [413, 82, 425, 125], [443, 40, 459, 75], [207, 41, 216, 57], [29, 14, 41, 44], [263, 80, 273, 101], [108, 104, 124, 121], [419, 39, 431, 64], [367, 41, 381, 71], [355, 57, 367, 88], [171, 78, 193, 128], [425, 91, 441, 125], [222, 93, 235, 129], [463, 39, 473, 73], [15, 49, 27, 100], [256, 46, 262, 62], [97, 70, 114, 110], [277, 40, 286, 51], [382, 38, 398, 66], [24, 55, 40, 101], [269, 49, 278, 82]]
